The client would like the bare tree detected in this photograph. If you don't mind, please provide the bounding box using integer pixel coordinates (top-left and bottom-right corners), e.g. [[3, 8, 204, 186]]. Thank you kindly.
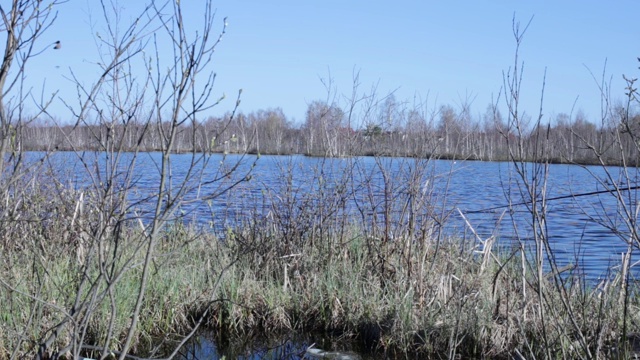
[[303, 100, 345, 157], [0, 1, 253, 359]]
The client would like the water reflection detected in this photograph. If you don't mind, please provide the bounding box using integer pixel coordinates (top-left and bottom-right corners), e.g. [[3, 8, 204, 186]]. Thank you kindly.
[[178, 332, 374, 360]]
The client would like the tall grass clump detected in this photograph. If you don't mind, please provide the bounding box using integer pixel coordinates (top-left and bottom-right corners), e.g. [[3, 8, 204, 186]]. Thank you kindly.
[[1, 214, 255, 357], [192, 152, 639, 359]]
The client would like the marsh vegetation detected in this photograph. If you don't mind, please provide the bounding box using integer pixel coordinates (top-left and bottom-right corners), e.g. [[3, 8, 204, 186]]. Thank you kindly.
[[1, 1, 640, 359]]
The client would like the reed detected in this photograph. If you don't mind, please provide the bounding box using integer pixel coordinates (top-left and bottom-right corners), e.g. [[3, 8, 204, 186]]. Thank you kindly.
[[210, 221, 639, 358], [2, 196, 640, 359]]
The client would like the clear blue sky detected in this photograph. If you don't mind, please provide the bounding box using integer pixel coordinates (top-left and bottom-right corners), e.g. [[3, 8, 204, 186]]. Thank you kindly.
[[24, 0, 640, 127]]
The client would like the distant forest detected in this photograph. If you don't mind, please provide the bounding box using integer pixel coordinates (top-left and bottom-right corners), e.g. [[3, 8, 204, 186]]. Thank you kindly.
[[15, 96, 640, 166]]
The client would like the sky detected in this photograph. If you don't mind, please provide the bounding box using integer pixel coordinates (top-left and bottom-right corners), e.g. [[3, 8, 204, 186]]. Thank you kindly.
[[20, 0, 640, 127]]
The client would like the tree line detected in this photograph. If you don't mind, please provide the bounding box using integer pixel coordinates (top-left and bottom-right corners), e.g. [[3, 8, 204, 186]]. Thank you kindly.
[[16, 95, 640, 165]]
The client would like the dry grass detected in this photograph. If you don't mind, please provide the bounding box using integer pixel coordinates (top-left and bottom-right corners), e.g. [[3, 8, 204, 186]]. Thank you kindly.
[[198, 222, 639, 359], [2, 206, 639, 358]]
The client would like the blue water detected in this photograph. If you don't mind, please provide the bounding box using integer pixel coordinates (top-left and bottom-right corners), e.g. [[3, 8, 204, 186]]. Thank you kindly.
[[29, 151, 640, 281]]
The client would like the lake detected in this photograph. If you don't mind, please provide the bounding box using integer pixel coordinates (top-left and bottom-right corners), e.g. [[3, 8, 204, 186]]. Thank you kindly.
[[37, 151, 640, 281]]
